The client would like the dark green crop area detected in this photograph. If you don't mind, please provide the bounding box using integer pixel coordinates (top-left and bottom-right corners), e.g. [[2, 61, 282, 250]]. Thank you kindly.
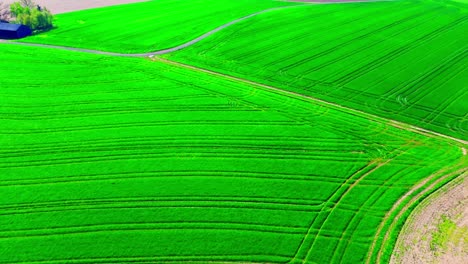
[[168, 0, 468, 140], [19, 0, 291, 53], [0, 44, 465, 263]]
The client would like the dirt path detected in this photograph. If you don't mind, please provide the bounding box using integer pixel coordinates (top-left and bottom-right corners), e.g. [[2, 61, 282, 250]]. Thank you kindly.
[[150, 57, 468, 263], [298, 158, 399, 263], [2, 2, 467, 261], [3, 3, 466, 145], [367, 166, 467, 264], [2, 0, 149, 14], [2, 5, 297, 57], [390, 174, 468, 264], [149, 58, 468, 147]]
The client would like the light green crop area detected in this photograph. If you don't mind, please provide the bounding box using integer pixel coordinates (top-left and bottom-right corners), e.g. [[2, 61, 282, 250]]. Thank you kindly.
[[168, 0, 468, 140], [430, 214, 468, 254], [19, 0, 291, 53], [0, 44, 465, 264]]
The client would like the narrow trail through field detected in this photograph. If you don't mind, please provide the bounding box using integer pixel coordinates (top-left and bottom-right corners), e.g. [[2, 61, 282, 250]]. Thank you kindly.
[[366, 165, 467, 264], [2, 5, 298, 57], [148, 58, 468, 263], [2, 2, 467, 262], [293, 158, 396, 263], [390, 174, 468, 264], [2, 4, 465, 146], [0, 0, 394, 55], [150, 57, 467, 147]]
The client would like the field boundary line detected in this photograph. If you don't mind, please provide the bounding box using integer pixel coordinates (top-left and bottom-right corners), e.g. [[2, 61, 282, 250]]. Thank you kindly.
[[2, 2, 465, 144], [390, 171, 467, 263], [153, 57, 467, 146], [297, 140, 411, 263], [365, 165, 467, 264], [294, 160, 390, 263], [290, 162, 377, 262], [1, 5, 303, 57]]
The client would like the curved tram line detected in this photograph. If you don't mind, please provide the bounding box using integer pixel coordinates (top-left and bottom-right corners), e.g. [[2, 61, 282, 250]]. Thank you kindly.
[[1, 1, 466, 263]]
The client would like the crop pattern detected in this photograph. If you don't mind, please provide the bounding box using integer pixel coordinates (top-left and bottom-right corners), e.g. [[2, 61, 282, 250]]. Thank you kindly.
[[19, 0, 291, 53], [0, 44, 465, 264], [168, 0, 468, 141]]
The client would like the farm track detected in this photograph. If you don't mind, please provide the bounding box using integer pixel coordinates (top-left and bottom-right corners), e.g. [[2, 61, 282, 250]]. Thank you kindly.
[[390, 172, 468, 264], [152, 58, 467, 147], [1, 2, 467, 263], [147, 57, 468, 262], [368, 166, 467, 264], [1, 2, 465, 146], [2, 5, 301, 57], [292, 160, 388, 262]]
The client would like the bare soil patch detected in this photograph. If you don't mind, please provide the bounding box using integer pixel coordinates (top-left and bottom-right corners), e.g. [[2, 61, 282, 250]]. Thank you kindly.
[[2, 0, 149, 14], [391, 174, 468, 264]]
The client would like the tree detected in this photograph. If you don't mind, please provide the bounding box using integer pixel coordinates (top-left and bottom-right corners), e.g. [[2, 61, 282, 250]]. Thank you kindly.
[[20, 0, 34, 8], [0, 2, 11, 22], [10, 0, 53, 32]]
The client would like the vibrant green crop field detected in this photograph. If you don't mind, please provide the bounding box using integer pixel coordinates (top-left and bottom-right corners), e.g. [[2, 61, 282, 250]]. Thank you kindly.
[[0, 44, 465, 263], [18, 0, 291, 53], [167, 0, 468, 140]]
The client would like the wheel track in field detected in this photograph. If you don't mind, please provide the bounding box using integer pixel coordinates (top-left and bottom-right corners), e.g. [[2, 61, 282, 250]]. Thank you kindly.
[[224, 3, 368, 62], [249, 2, 402, 66], [1, 105, 258, 120], [0, 142, 361, 160], [0, 145, 365, 167], [330, 141, 459, 263], [149, 58, 467, 262], [0, 255, 286, 264], [0, 120, 298, 135], [1, 2, 465, 144], [0, 135, 358, 155], [153, 57, 468, 146], [2, 2, 467, 262], [367, 47, 467, 135], [290, 161, 383, 262], [371, 46, 467, 119], [1, 193, 385, 218], [0, 221, 309, 239], [333, 15, 468, 85], [0, 197, 322, 216], [279, 4, 434, 73], [366, 165, 467, 264], [0, 147, 366, 169], [0, 170, 348, 187], [416, 51, 467, 124], [302, 9, 437, 75], [296, 141, 412, 263], [378, 48, 466, 103]]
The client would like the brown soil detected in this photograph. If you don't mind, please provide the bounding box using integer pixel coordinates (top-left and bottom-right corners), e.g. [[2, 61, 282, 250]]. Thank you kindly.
[[391, 174, 468, 264], [3, 0, 149, 14]]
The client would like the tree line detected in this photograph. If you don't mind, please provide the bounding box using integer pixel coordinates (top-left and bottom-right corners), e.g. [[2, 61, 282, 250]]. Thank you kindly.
[[0, 0, 53, 32]]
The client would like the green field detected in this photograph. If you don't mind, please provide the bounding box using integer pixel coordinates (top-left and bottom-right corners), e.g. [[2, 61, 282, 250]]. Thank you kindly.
[[0, 44, 465, 263], [19, 0, 291, 53], [1, 0, 467, 263], [167, 0, 468, 140]]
